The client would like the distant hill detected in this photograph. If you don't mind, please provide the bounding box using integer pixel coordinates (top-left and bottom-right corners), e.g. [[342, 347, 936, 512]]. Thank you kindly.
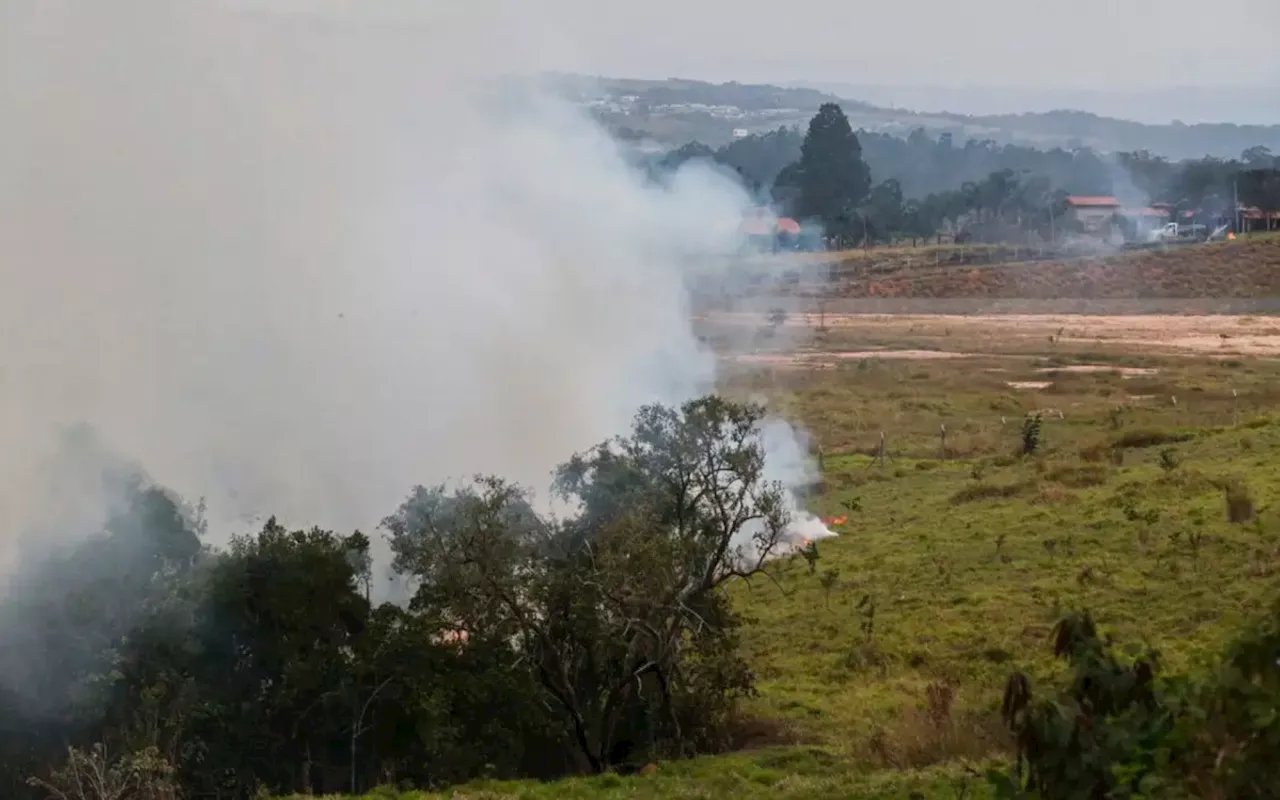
[[545, 74, 1280, 160], [787, 83, 1280, 127]]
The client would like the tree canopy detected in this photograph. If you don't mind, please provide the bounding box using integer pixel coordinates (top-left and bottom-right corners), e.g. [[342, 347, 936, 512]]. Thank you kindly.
[[0, 397, 798, 798], [772, 104, 872, 247]]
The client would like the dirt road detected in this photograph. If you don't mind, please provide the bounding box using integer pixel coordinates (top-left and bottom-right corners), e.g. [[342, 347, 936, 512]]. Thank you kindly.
[[707, 312, 1280, 358]]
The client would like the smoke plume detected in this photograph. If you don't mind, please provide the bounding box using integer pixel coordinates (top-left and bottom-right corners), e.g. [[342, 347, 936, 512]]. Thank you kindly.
[[0, 1, 829, 591]]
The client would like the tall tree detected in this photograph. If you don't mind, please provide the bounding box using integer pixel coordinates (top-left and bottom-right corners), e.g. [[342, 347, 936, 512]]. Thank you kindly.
[[863, 179, 906, 243], [779, 104, 872, 246], [384, 396, 787, 775]]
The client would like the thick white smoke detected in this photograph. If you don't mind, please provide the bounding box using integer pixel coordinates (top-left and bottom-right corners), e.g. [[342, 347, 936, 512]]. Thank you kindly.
[[0, 1, 830, 586]]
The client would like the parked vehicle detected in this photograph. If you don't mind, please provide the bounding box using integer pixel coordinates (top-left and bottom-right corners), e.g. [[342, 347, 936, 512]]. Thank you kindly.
[[1147, 222, 1209, 243]]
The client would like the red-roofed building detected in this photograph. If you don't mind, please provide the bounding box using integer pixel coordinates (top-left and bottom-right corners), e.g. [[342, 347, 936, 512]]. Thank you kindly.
[[1120, 206, 1171, 238], [1240, 206, 1280, 232], [1126, 207, 1171, 219], [776, 217, 801, 236], [740, 208, 814, 251], [1065, 195, 1123, 236], [1066, 196, 1123, 208]]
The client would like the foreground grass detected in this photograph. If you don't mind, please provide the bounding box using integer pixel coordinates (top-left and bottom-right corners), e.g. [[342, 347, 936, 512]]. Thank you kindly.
[[337, 346, 1280, 799], [292, 750, 989, 799], [727, 353, 1280, 763]]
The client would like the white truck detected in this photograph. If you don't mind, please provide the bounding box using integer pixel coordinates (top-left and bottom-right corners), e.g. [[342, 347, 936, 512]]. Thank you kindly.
[[1147, 222, 1215, 243]]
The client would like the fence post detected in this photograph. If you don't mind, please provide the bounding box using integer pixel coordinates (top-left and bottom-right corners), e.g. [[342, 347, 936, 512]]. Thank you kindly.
[[878, 431, 887, 471], [939, 423, 947, 458], [1233, 388, 1239, 427]]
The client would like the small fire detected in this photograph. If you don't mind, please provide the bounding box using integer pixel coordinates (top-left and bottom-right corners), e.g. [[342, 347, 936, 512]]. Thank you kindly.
[[823, 515, 848, 527], [779, 511, 839, 559]]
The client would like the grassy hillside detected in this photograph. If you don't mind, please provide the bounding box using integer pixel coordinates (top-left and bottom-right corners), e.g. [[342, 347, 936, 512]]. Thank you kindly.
[[324, 334, 1280, 799], [807, 237, 1280, 301], [722, 237, 1280, 307]]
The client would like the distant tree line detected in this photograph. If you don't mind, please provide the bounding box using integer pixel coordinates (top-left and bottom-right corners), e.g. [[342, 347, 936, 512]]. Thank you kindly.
[[652, 106, 1280, 248], [0, 399, 795, 798], [576, 76, 1280, 159]]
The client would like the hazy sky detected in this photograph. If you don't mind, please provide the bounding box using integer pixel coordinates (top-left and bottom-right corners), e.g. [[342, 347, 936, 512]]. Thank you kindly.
[[541, 0, 1280, 90], [223, 0, 1280, 122], [214, 0, 1280, 90]]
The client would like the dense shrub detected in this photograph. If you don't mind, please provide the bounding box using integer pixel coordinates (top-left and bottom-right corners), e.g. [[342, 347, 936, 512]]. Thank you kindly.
[[990, 600, 1280, 799]]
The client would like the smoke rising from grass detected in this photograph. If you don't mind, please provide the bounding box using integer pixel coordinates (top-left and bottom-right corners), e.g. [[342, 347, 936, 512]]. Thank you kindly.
[[0, 1, 828, 589]]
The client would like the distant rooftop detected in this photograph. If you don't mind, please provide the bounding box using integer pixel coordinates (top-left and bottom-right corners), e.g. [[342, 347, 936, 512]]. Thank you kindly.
[[1066, 195, 1122, 207]]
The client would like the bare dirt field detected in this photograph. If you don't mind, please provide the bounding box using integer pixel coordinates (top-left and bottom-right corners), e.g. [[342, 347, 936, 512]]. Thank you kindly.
[[732, 349, 975, 365], [710, 312, 1280, 359]]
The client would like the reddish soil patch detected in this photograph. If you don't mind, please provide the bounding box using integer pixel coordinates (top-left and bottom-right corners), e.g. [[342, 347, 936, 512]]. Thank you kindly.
[[821, 238, 1280, 301], [1036, 365, 1159, 377], [714, 313, 1280, 356]]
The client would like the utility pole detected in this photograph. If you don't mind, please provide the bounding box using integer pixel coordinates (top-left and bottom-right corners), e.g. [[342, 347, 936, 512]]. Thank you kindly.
[[1234, 178, 1241, 234]]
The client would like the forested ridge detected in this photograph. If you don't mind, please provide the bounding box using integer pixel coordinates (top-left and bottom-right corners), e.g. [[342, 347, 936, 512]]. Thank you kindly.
[[652, 105, 1280, 248]]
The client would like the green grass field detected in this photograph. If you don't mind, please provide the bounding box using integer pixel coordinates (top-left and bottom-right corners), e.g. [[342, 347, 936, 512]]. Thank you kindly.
[[319, 328, 1280, 800]]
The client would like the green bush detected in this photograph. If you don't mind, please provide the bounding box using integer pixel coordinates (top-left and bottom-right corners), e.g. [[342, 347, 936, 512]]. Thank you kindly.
[[1222, 479, 1256, 524], [1020, 414, 1043, 457], [990, 599, 1280, 799]]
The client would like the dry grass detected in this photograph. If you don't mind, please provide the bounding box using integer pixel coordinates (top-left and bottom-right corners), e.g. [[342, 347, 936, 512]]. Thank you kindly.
[[1044, 464, 1111, 488], [729, 238, 1280, 303], [857, 683, 1009, 771], [823, 238, 1280, 300], [950, 480, 1035, 505]]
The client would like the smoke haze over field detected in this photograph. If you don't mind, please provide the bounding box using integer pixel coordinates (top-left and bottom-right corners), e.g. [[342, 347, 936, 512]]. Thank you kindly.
[[0, 1, 825, 584]]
